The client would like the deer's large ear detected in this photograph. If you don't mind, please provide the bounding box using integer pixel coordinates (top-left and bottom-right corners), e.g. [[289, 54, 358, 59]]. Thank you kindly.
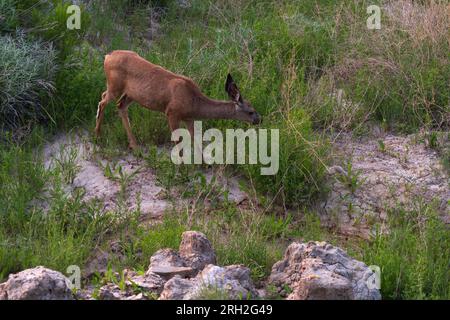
[[225, 73, 241, 102]]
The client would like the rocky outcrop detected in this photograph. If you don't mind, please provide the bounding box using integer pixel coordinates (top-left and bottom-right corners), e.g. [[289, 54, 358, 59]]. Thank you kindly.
[[147, 248, 195, 279], [0, 266, 74, 300], [41, 132, 250, 220], [158, 276, 193, 300], [160, 264, 258, 300], [89, 231, 253, 300], [268, 241, 381, 300], [1, 235, 381, 300], [144, 231, 216, 281]]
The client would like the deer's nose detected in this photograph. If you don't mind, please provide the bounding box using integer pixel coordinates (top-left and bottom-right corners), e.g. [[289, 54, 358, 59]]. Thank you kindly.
[[253, 115, 262, 125]]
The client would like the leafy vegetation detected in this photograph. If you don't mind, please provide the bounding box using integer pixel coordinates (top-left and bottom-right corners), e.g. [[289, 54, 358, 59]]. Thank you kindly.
[[362, 202, 449, 299], [0, 0, 448, 300], [0, 132, 118, 280]]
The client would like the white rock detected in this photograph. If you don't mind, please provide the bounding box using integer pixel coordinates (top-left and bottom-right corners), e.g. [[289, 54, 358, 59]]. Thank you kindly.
[[0, 266, 74, 300], [269, 242, 381, 300], [159, 264, 258, 300]]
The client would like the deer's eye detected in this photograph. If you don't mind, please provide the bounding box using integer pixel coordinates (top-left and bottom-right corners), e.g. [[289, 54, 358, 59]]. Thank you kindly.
[[249, 111, 254, 115]]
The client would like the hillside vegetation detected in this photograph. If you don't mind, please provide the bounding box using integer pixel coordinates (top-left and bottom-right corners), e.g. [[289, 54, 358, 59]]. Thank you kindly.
[[0, 0, 448, 299]]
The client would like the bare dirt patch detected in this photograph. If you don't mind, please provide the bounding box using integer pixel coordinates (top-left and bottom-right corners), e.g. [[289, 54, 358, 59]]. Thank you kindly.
[[41, 131, 249, 220], [320, 133, 449, 238]]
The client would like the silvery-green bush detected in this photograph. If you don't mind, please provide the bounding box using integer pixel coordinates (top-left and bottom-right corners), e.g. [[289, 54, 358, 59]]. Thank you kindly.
[[0, 35, 57, 128]]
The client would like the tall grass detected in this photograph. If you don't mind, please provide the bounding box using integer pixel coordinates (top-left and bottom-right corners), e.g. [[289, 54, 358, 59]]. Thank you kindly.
[[0, 0, 17, 32], [0, 35, 57, 129], [362, 202, 449, 299], [306, 0, 449, 132]]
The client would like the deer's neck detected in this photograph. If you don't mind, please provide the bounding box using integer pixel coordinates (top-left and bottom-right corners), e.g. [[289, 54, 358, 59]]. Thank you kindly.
[[193, 96, 237, 120]]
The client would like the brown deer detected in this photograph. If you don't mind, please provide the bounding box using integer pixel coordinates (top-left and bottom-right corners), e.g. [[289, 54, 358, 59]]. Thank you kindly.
[[95, 50, 261, 150]]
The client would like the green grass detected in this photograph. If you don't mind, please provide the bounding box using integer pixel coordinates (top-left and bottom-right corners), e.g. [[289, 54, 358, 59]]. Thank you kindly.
[[0, 132, 119, 281], [1, 129, 448, 300], [0, 0, 448, 301], [361, 202, 449, 300]]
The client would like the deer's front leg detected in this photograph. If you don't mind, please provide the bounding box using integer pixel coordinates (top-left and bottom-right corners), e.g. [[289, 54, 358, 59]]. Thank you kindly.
[[184, 120, 193, 139], [167, 115, 181, 134], [168, 115, 186, 161], [185, 119, 206, 164], [117, 96, 138, 150]]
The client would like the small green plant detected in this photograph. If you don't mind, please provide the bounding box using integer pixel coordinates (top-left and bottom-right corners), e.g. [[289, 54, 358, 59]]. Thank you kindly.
[[117, 212, 186, 269], [264, 284, 284, 300], [377, 139, 386, 153], [0, 135, 120, 280], [144, 146, 192, 194], [53, 144, 80, 184], [195, 286, 232, 300], [337, 161, 363, 194], [102, 161, 141, 202], [426, 132, 439, 150]]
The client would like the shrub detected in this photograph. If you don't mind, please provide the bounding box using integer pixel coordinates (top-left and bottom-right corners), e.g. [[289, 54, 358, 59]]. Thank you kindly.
[[6, 0, 90, 61], [0, 35, 57, 129], [51, 45, 105, 129], [246, 109, 328, 207]]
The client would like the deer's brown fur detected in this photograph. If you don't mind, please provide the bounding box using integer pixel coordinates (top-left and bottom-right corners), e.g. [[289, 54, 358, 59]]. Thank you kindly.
[[95, 50, 260, 149]]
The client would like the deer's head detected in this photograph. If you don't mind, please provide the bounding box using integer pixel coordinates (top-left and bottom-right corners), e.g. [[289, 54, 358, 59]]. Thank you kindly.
[[225, 74, 261, 125]]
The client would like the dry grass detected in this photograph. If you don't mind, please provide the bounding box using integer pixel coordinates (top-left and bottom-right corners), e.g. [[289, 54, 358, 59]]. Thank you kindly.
[[306, 0, 449, 132], [385, 0, 449, 47]]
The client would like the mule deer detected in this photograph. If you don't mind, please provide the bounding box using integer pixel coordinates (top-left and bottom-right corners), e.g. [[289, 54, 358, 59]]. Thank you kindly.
[[95, 50, 261, 150]]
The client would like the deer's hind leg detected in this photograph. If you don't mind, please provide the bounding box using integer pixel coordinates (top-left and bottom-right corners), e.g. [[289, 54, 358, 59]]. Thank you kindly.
[[117, 95, 138, 150], [95, 90, 113, 136]]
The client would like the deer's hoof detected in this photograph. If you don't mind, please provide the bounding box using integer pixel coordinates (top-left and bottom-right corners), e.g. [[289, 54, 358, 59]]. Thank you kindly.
[[129, 143, 139, 151]]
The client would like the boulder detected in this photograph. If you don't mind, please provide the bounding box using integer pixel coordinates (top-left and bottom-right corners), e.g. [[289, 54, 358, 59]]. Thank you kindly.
[[149, 266, 194, 279], [0, 266, 74, 300], [82, 232, 218, 300], [146, 231, 216, 279], [126, 271, 166, 295], [159, 264, 258, 300], [268, 241, 381, 300], [147, 248, 194, 279], [158, 276, 194, 300], [179, 231, 216, 273], [149, 248, 186, 269], [190, 264, 258, 299], [0, 283, 6, 300]]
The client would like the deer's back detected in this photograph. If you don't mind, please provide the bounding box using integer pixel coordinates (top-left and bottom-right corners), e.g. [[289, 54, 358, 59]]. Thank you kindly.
[[104, 50, 199, 113]]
